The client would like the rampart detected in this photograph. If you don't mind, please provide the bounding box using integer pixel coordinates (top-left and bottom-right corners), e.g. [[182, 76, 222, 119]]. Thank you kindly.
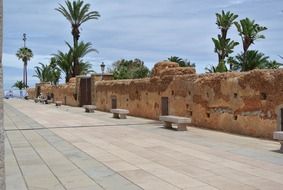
[[94, 62, 283, 139], [28, 61, 283, 139], [27, 78, 79, 106]]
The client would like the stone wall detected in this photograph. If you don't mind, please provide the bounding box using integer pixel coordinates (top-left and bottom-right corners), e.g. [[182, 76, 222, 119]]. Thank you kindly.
[[27, 61, 283, 139], [94, 61, 283, 139], [94, 62, 196, 119], [27, 78, 79, 106]]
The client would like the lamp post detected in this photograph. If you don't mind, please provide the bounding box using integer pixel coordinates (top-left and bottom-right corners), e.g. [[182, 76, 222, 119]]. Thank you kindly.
[[23, 33, 27, 48], [22, 33, 27, 87], [100, 62, 105, 80]]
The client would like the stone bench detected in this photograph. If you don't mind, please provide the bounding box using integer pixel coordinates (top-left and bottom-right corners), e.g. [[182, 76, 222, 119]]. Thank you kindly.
[[159, 115, 191, 131], [46, 99, 53, 104], [55, 101, 62, 106], [35, 97, 46, 104], [83, 105, 96, 113], [273, 131, 283, 152], [110, 109, 129, 119]]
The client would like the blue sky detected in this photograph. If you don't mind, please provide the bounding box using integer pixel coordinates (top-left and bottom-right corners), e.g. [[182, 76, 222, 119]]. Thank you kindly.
[[3, 0, 283, 89]]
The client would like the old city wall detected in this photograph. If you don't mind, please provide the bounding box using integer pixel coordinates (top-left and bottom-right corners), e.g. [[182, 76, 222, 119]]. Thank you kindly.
[[94, 62, 283, 139], [27, 78, 79, 106], [27, 62, 283, 139], [94, 62, 196, 119]]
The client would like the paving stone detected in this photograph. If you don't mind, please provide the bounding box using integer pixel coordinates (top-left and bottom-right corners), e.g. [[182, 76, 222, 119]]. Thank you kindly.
[[4, 99, 283, 190]]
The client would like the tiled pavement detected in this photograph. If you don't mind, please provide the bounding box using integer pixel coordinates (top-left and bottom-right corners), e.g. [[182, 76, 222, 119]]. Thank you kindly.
[[4, 99, 283, 190]]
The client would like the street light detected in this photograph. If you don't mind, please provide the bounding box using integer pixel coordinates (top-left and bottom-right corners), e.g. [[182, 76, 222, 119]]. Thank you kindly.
[[100, 62, 105, 80], [23, 33, 27, 47]]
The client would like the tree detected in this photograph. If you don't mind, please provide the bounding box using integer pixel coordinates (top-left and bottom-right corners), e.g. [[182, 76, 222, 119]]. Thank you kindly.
[[205, 62, 228, 73], [234, 18, 267, 70], [66, 41, 97, 75], [53, 41, 95, 82], [13, 80, 28, 97], [167, 56, 196, 67], [16, 47, 33, 87], [212, 10, 239, 72], [110, 59, 150, 79], [216, 10, 238, 40], [49, 57, 61, 85], [33, 63, 49, 82], [13, 80, 28, 90], [265, 60, 282, 69], [212, 35, 239, 66], [56, 0, 100, 77], [33, 58, 61, 85], [78, 61, 94, 75], [53, 51, 73, 83], [230, 50, 269, 71]]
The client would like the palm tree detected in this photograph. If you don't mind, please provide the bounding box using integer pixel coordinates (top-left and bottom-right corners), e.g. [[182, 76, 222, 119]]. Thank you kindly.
[[205, 65, 217, 73], [168, 56, 183, 64], [49, 57, 61, 85], [168, 56, 196, 67], [33, 63, 49, 82], [212, 35, 239, 65], [13, 80, 28, 97], [234, 18, 267, 70], [53, 51, 73, 82], [67, 40, 96, 75], [13, 80, 28, 90], [213, 10, 239, 70], [33, 60, 61, 85], [230, 50, 269, 71], [56, 0, 100, 77], [66, 41, 97, 66], [216, 10, 238, 40], [16, 47, 33, 86], [265, 60, 282, 69], [53, 41, 96, 82], [78, 61, 94, 75], [205, 61, 228, 73]]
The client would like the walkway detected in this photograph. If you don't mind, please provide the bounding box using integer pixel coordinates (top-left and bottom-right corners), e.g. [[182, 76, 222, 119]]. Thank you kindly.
[[4, 99, 283, 190]]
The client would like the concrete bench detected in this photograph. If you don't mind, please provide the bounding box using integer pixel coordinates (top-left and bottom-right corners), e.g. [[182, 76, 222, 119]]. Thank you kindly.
[[83, 105, 96, 113], [110, 109, 129, 119], [46, 99, 53, 104], [273, 131, 283, 152], [159, 115, 191, 131], [55, 101, 62, 106], [35, 97, 46, 104]]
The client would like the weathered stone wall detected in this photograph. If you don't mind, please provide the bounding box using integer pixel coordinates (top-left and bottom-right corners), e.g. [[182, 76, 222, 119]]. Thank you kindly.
[[94, 62, 283, 139], [94, 61, 196, 119], [26, 61, 283, 139], [27, 78, 79, 106], [27, 87, 36, 99], [192, 70, 282, 139]]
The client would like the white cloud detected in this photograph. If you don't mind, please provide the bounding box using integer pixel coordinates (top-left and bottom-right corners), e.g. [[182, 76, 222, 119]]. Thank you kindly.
[[4, 0, 283, 79]]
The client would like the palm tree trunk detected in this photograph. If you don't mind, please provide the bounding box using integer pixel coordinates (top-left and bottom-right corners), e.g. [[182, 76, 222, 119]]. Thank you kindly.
[[23, 62, 27, 87], [25, 62, 28, 87], [23, 64, 25, 85], [72, 28, 80, 77], [242, 42, 249, 72], [0, 0, 5, 188]]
